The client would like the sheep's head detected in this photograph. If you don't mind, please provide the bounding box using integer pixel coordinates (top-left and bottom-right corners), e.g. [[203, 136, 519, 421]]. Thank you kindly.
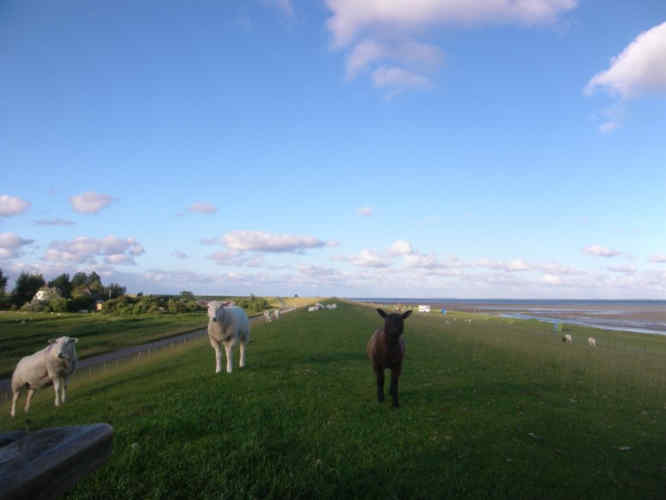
[[377, 308, 412, 343], [48, 336, 79, 360], [207, 302, 224, 322]]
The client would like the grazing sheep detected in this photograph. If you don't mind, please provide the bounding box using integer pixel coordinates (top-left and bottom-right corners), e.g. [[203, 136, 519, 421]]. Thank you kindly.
[[588, 337, 597, 347], [326, 304, 337, 310], [562, 334, 573, 344], [308, 306, 317, 312], [367, 308, 412, 408], [271, 309, 280, 320], [207, 302, 250, 374], [10, 336, 79, 417], [263, 310, 273, 323]]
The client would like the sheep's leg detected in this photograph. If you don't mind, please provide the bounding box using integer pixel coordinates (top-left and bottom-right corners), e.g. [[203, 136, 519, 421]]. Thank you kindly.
[[53, 377, 62, 407], [390, 372, 400, 408], [224, 343, 233, 374], [239, 340, 246, 368], [61, 377, 67, 404], [209, 337, 222, 374], [10, 390, 20, 417], [376, 370, 385, 403], [24, 389, 35, 413]]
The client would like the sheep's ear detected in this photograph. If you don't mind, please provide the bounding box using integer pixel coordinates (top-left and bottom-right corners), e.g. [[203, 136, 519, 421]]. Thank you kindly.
[[402, 310, 412, 319], [377, 308, 387, 318], [48, 338, 57, 344]]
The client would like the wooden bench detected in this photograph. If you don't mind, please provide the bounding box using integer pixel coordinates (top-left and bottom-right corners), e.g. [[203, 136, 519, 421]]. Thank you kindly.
[[0, 423, 113, 500]]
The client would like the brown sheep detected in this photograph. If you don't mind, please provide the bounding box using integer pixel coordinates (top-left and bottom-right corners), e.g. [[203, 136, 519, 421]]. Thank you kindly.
[[367, 308, 412, 408]]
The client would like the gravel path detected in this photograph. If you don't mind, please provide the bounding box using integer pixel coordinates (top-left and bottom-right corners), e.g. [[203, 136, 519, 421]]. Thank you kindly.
[[0, 308, 294, 398]]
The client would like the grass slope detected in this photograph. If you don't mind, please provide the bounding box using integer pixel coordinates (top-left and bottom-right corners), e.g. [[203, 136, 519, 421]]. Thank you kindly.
[[2, 302, 665, 499], [0, 312, 207, 378]]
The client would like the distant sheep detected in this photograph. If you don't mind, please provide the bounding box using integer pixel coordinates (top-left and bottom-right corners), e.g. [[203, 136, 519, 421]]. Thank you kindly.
[[263, 310, 272, 323], [562, 334, 573, 344], [326, 304, 337, 310], [588, 337, 597, 347], [10, 336, 79, 417], [207, 301, 250, 374], [367, 308, 412, 408], [271, 309, 280, 320], [307, 306, 317, 312]]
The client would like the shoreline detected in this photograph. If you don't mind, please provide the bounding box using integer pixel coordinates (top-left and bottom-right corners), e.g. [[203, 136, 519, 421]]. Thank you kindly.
[[349, 298, 666, 336]]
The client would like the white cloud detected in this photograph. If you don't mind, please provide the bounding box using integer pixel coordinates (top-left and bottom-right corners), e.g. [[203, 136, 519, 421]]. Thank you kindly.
[[403, 252, 441, 269], [583, 245, 622, 258], [325, 0, 577, 47], [477, 258, 530, 272], [172, 251, 189, 259], [34, 218, 75, 226], [585, 21, 666, 98], [599, 121, 619, 133], [649, 255, 666, 263], [607, 265, 636, 274], [542, 273, 562, 285], [44, 235, 145, 265], [0, 233, 34, 259], [346, 40, 386, 79], [346, 39, 444, 79], [207, 250, 264, 268], [0, 195, 30, 216], [188, 202, 217, 214], [534, 262, 586, 276], [222, 230, 331, 253], [352, 249, 390, 267], [372, 66, 431, 91], [389, 239, 414, 256], [105, 254, 136, 266], [358, 206, 373, 216], [70, 192, 113, 214], [329, 1, 575, 95]]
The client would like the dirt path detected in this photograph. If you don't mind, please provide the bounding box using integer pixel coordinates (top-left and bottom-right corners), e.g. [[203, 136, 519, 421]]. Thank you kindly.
[[0, 308, 294, 398]]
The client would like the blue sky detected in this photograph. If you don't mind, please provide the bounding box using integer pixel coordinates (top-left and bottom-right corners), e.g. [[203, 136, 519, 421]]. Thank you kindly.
[[2, 0, 666, 298]]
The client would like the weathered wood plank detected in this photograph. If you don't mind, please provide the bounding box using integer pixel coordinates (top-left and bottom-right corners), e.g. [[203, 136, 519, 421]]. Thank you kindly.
[[0, 423, 113, 500]]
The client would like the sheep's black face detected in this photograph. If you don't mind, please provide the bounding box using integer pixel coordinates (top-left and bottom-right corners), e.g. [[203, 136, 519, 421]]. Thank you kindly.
[[377, 309, 412, 343]]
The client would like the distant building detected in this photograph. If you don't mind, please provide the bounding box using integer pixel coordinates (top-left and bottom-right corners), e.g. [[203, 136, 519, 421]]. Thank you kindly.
[[32, 287, 60, 303], [418, 305, 431, 313]]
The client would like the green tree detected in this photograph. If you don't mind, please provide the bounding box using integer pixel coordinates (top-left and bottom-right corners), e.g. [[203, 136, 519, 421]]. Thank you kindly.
[[11, 272, 45, 308], [105, 283, 126, 299], [71, 272, 88, 288], [48, 273, 72, 299], [180, 290, 195, 300], [0, 268, 7, 295]]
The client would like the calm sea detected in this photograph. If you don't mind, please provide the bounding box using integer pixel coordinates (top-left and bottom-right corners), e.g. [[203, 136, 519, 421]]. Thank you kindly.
[[348, 298, 666, 336]]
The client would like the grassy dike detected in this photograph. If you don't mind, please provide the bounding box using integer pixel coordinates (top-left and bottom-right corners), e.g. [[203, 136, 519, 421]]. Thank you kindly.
[[1, 302, 665, 499]]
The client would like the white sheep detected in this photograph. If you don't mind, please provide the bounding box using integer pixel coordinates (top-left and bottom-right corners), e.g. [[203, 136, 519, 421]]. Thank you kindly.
[[207, 302, 250, 374], [271, 309, 280, 320], [326, 304, 337, 310], [562, 334, 573, 344], [263, 310, 272, 323], [10, 336, 79, 417], [588, 337, 597, 347]]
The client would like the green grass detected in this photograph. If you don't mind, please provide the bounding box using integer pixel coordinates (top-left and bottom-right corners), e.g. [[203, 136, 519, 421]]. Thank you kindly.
[[0, 311, 207, 378], [2, 302, 666, 499]]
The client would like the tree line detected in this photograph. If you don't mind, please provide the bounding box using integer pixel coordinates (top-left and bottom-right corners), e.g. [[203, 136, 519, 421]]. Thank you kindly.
[[0, 269, 126, 312], [0, 268, 271, 316]]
